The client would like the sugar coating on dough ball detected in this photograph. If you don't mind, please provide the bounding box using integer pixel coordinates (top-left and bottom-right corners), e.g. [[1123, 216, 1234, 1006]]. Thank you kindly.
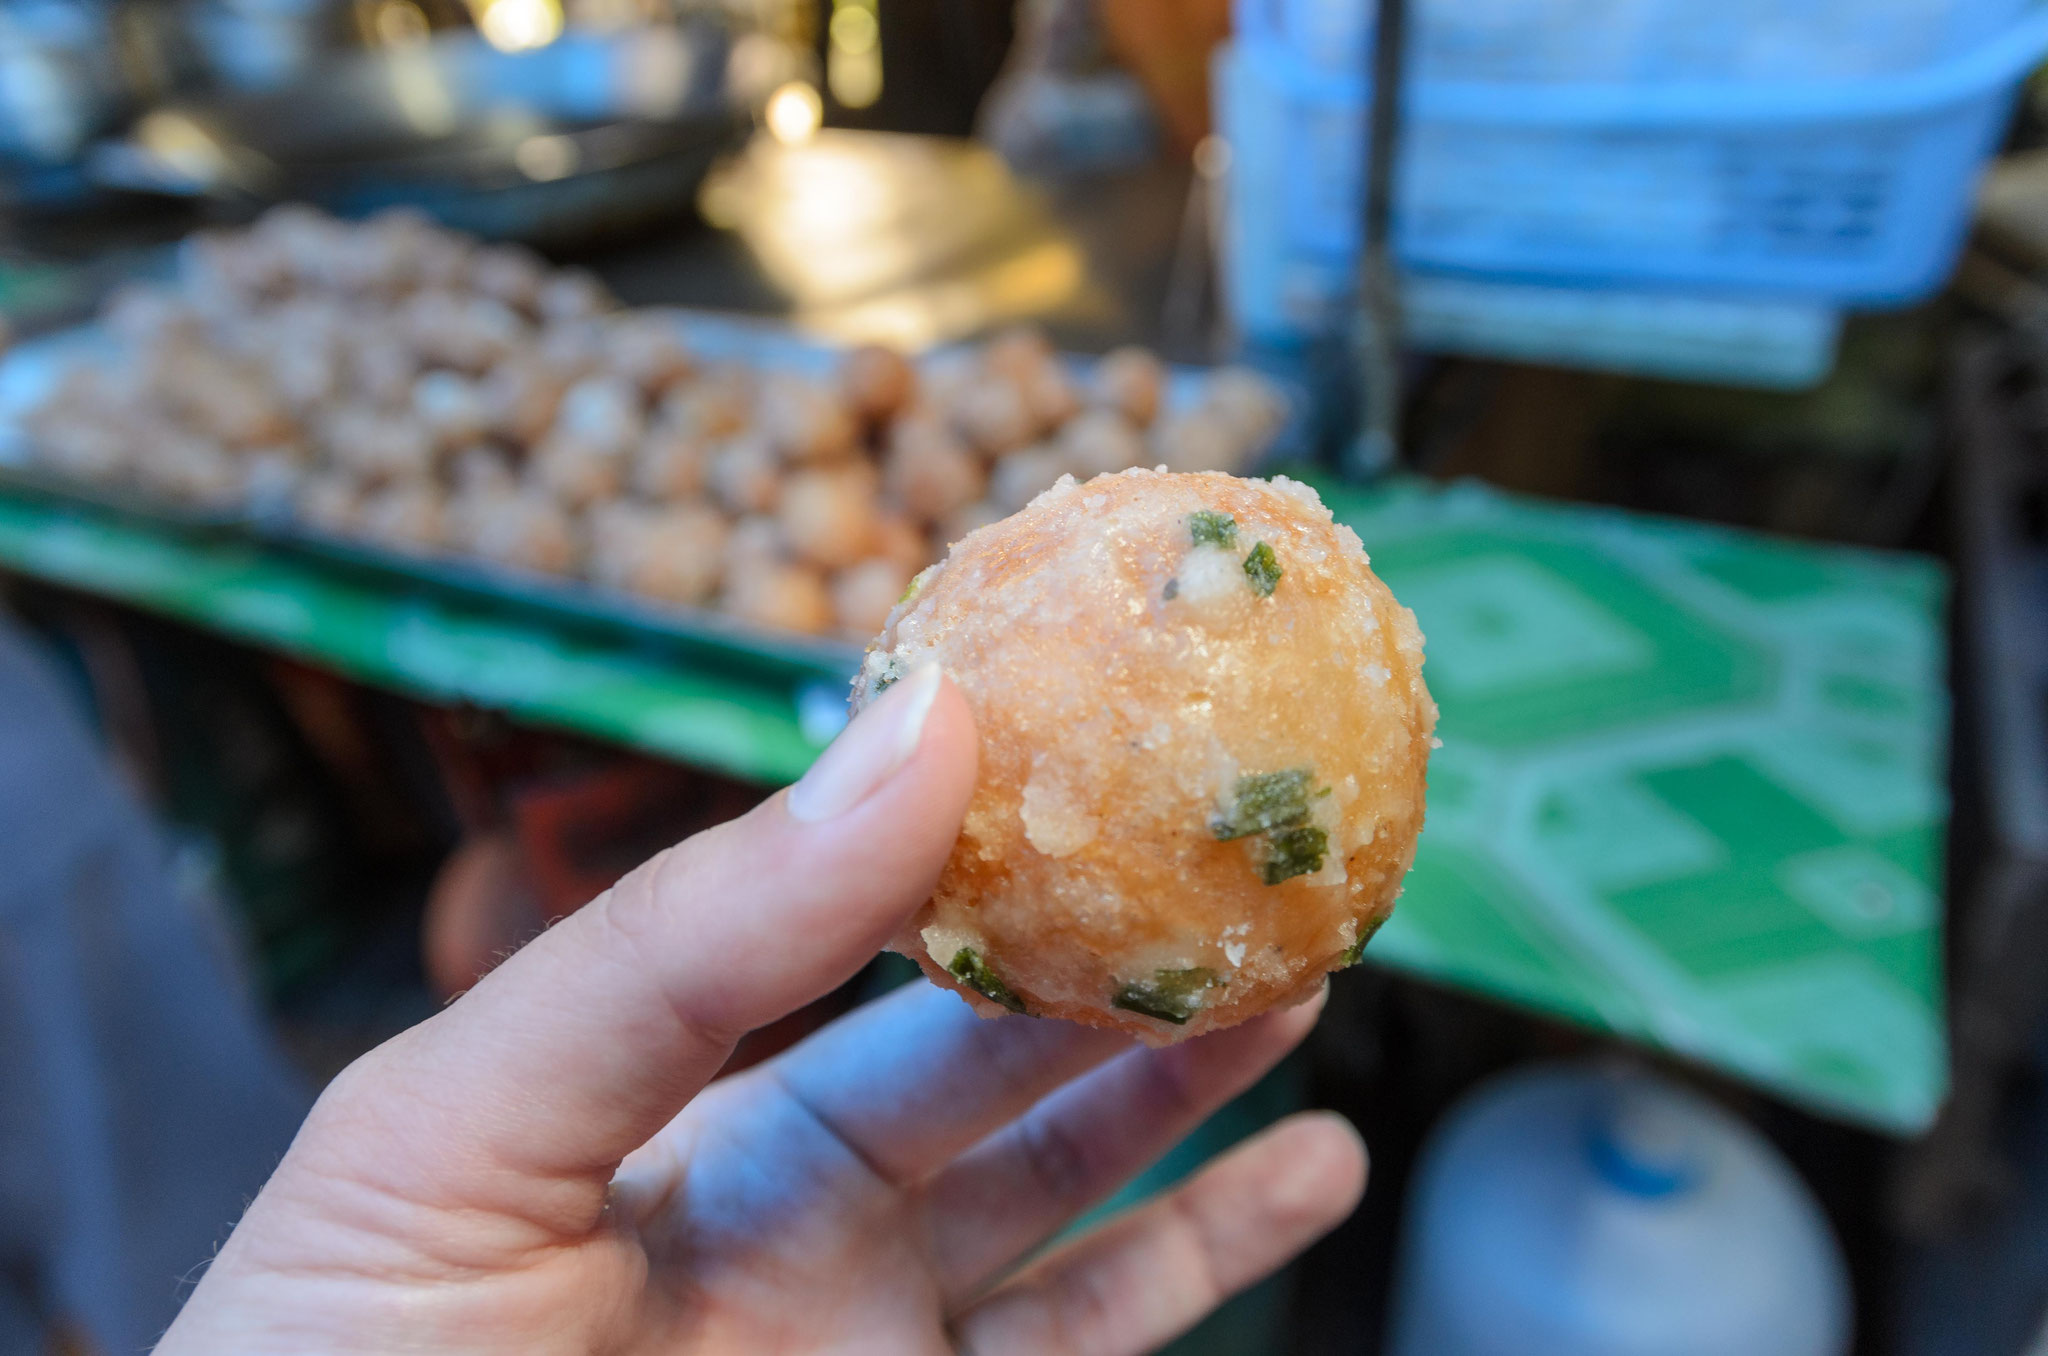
[[852, 469, 1434, 1042]]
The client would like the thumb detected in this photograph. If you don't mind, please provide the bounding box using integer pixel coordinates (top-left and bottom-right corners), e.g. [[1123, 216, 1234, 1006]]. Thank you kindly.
[[304, 663, 975, 1224]]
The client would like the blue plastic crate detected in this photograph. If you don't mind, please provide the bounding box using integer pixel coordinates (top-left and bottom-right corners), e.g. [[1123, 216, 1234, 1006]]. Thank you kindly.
[[1217, 4, 2048, 308]]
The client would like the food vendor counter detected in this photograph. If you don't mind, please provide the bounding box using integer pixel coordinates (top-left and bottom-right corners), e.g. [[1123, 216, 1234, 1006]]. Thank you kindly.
[[0, 469, 1948, 1135]]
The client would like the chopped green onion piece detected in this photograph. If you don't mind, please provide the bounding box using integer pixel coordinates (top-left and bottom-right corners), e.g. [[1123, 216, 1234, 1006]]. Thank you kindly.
[[1189, 510, 1238, 549], [1211, 767, 1317, 841], [900, 564, 938, 605], [1111, 967, 1221, 1024], [1243, 541, 1282, 596], [1260, 825, 1328, 885], [948, 947, 1027, 1014], [1339, 918, 1384, 967], [871, 656, 905, 694]]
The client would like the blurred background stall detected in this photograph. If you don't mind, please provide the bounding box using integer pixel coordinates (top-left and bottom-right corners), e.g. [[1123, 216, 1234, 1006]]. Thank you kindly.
[[2, 0, 2048, 1352]]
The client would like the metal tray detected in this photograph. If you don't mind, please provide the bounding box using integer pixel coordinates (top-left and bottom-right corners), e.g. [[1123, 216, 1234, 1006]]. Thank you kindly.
[[0, 310, 1305, 689]]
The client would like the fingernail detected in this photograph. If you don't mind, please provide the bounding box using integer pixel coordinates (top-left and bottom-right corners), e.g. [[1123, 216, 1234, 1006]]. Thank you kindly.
[[787, 663, 944, 822]]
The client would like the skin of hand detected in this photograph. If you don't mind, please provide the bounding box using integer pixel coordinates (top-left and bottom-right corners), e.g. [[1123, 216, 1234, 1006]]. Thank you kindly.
[[157, 665, 1368, 1355]]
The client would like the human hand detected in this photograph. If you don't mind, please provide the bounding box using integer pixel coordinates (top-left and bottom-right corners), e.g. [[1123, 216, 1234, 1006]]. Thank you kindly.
[[158, 665, 1367, 1354]]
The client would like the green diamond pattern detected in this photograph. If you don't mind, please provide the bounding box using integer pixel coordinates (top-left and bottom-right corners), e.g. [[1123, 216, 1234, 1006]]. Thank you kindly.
[[1325, 478, 1947, 1133]]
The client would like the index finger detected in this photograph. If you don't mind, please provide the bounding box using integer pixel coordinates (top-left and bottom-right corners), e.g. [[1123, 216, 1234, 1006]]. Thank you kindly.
[[299, 666, 977, 1232]]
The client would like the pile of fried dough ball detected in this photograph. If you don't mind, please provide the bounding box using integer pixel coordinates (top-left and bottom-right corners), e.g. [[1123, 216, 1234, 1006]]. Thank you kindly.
[[22, 205, 1288, 639]]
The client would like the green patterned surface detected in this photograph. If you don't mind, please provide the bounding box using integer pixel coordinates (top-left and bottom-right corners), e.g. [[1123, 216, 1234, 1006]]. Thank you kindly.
[[0, 496, 829, 785], [1320, 479, 1947, 1134], [0, 477, 1948, 1132]]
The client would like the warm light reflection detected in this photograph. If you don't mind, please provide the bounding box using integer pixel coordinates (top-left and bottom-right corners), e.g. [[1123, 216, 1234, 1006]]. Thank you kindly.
[[698, 133, 1085, 345], [827, 0, 881, 109], [388, 46, 458, 135], [132, 111, 232, 187], [764, 81, 823, 145], [369, 0, 431, 46], [804, 239, 1087, 350], [514, 133, 579, 180], [829, 4, 877, 54], [473, 0, 562, 52]]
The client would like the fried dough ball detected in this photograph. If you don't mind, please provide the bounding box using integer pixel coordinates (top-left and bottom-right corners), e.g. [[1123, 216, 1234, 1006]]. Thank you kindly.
[[457, 488, 582, 575], [588, 501, 728, 606], [553, 374, 645, 456], [361, 206, 470, 291], [831, 557, 914, 636], [951, 377, 1037, 457], [104, 283, 200, 348], [450, 444, 516, 495], [939, 499, 1006, 546], [297, 473, 364, 534], [469, 243, 550, 310], [347, 337, 422, 407], [319, 407, 434, 484], [147, 349, 294, 448], [853, 469, 1434, 1042], [530, 432, 627, 510], [981, 326, 1057, 385], [140, 435, 241, 507], [242, 446, 306, 512], [872, 512, 933, 577], [917, 351, 980, 415], [179, 228, 283, 307], [723, 514, 785, 573], [723, 560, 833, 634], [840, 343, 917, 423], [707, 434, 782, 515], [1092, 346, 1165, 427], [358, 479, 447, 555], [987, 443, 1072, 513], [756, 374, 857, 465], [535, 269, 616, 323], [1150, 410, 1246, 476], [412, 370, 491, 450], [1201, 368, 1287, 451], [1058, 408, 1148, 480], [777, 466, 881, 570], [399, 290, 526, 372], [481, 355, 570, 446], [27, 378, 135, 480], [658, 368, 753, 441], [536, 319, 606, 378], [267, 338, 345, 414], [883, 415, 984, 524], [633, 427, 710, 501], [603, 312, 695, 396], [1020, 361, 1080, 431]]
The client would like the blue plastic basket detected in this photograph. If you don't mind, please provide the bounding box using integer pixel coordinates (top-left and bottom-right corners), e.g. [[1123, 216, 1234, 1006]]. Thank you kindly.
[[1217, 3, 2048, 307]]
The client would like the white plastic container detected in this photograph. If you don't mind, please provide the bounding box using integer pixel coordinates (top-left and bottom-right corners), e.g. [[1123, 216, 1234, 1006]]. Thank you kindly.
[[1385, 1063, 1852, 1356], [1217, 13, 2048, 307], [1236, 0, 2031, 83]]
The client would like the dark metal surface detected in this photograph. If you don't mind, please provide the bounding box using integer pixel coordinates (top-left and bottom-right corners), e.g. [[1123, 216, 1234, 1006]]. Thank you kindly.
[[87, 27, 750, 245]]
